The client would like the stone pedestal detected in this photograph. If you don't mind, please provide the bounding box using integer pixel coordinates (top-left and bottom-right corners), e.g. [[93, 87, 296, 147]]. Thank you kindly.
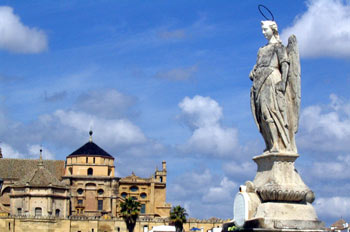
[[233, 152, 325, 231], [252, 153, 314, 203]]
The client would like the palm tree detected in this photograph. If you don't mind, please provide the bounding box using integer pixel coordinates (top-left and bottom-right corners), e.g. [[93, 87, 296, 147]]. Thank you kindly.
[[170, 205, 188, 232], [120, 197, 141, 232]]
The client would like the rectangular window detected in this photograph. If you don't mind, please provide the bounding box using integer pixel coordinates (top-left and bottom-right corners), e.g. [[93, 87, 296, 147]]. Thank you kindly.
[[98, 200, 103, 211], [141, 204, 146, 214], [17, 208, 22, 216], [93, 157, 95, 164], [35, 207, 42, 216], [78, 199, 83, 205]]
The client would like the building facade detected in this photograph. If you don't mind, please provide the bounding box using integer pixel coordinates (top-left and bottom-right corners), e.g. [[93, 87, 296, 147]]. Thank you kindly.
[[0, 133, 171, 219]]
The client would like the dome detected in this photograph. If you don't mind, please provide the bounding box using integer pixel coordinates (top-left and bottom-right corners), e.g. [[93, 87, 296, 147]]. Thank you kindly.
[[67, 141, 114, 159]]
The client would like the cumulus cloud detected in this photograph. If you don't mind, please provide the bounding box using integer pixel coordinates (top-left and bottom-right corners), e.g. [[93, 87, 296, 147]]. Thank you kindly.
[[298, 94, 350, 152], [2, 143, 55, 160], [202, 177, 237, 203], [315, 197, 350, 219], [27, 144, 55, 160], [310, 155, 350, 179], [75, 89, 136, 118], [0, 88, 159, 162], [1, 143, 22, 158], [222, 161, 256, 181], [168, 169, 236, 219], [50, 109, 147, 146], [178, 95, 239, 157], [281, 0, 350, 58], [155, 65, 198, 81], [0, 6, 47, 53]]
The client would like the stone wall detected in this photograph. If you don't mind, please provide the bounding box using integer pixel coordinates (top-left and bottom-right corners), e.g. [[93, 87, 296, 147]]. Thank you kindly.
[[0, 216, 228, 232]]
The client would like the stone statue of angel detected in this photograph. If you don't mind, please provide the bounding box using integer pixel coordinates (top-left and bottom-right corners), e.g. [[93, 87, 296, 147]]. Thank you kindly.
[[249, 20, 301, 154]]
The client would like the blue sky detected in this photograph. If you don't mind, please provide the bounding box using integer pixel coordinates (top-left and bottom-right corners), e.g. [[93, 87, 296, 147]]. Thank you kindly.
[[0, 0, 350, 226]]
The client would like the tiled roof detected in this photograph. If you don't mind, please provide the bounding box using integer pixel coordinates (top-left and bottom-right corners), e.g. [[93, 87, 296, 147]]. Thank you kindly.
[[67, 141, 114, 158], [14, 162, 67, 188], [331, 219, 347, 229], [0, 159, 65, 181]]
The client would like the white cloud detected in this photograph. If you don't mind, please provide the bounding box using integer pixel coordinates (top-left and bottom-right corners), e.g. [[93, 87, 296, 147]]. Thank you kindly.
[[2, 143, 55, 160], [222, 161, 256, 180], [0, 88, 165, 163], [315, 196, 350, 219], [1, 143, 22, 158], [178, 96, 239, 157], [168, 169, 236, 219], [75, 89, 136, 118], [310, 155, 350, 179], [52, 109, 147, 146], [298, 94, 350, 152], [28, 144, 55, 160], [202, 177, 237, 203], [281, 0, 350, 57], [0, 6, 47, 53]]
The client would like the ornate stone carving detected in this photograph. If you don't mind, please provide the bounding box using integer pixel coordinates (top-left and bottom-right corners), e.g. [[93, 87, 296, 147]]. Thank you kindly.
[[252, 153, 313, 203]]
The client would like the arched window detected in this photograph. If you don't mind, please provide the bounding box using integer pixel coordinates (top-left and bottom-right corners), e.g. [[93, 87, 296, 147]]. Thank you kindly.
[[35, 207, 42, 216], [1, 187, 11, 205], [55, 209, 60, 217], [87, 168, 93, 176]]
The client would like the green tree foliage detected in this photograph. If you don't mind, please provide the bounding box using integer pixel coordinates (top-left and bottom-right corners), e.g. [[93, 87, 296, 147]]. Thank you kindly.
[[120, 197, 141, 232], [170, 205, 188, 232]]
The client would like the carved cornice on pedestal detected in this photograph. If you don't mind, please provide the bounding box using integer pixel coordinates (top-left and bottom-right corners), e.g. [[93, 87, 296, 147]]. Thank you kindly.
[[252, 152, 313, 203]]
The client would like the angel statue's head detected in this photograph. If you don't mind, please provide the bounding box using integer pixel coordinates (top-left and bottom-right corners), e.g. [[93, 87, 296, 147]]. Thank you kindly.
[[261, 20, 281, 43]]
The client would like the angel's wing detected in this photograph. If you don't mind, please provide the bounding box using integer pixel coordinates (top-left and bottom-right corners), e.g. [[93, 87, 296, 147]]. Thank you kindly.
[[286, 34, 301, 134]]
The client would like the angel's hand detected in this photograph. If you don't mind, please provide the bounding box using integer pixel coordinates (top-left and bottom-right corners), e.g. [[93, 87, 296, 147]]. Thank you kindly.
[[249, 65, 256, 80], [249, 70, 254, 80], [276, 81, 286, 92]]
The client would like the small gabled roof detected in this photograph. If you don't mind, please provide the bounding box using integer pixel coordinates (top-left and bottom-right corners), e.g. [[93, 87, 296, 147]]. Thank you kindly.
[[0, 159, 65, 181], [67, 141, 114, 159], [14, 162, 67, 188]]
